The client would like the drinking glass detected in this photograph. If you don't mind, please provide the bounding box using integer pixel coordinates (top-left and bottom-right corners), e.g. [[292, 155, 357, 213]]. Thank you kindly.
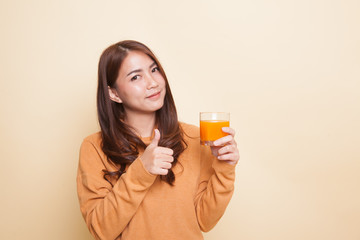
[[200, 112, 230, 146]]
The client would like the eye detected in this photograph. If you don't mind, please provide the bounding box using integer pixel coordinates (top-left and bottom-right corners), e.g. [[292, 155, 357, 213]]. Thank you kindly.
[[151, 66, 159, 73], [131, 75, 139, 81]]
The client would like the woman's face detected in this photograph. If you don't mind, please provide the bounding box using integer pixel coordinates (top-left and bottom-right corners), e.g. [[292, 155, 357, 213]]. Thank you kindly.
[[109, 50, 166, 116]]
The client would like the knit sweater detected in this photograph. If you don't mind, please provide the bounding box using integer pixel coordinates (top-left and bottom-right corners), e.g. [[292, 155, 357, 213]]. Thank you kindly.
[[77, 122, 236, 240]]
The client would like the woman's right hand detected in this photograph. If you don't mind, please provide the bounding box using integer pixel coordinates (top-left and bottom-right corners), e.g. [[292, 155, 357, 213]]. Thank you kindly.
[[140, 129, 174, 175]]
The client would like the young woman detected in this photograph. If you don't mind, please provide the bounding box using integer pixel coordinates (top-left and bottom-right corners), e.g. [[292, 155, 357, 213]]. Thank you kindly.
[[77, 40, 239, 240]]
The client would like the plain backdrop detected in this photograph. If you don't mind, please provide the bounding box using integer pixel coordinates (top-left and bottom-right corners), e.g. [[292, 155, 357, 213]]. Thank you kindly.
[[1, 0, 359, 239]]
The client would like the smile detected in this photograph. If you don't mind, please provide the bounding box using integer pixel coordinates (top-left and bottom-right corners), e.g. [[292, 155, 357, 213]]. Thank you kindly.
[[146, 91, 161, 99]]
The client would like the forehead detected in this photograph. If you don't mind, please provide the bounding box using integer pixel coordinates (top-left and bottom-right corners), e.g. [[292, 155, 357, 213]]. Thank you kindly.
[[119, 50, 154, 73]]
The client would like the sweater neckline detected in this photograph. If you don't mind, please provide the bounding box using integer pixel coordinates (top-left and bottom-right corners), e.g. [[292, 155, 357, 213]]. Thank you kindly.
[[140, 129, 155, 145]]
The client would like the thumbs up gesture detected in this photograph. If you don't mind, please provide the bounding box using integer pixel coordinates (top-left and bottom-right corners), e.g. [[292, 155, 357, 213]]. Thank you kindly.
[[140, 129, 174, 175]]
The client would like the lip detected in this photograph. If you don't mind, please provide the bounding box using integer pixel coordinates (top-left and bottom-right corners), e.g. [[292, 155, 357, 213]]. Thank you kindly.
[[146, 91, 161, 99]]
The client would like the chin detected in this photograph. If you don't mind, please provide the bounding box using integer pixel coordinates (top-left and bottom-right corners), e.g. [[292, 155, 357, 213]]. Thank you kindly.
[[150, 95, 165, 111], [152, 102, 165, 112], [144, 93, 165, 112]]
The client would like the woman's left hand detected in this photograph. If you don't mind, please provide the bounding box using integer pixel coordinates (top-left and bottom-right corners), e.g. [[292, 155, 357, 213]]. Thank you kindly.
[[210, 127, 239, 165]]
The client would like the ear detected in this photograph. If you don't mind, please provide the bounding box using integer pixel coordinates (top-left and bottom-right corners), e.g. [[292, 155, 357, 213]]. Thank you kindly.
[[108, 86, 122, 103]]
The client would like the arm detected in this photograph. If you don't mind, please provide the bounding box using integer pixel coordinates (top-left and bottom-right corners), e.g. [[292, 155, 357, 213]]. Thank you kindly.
[[77, 139, 156, 240], [194, 127, 239, 232], [194, 146, 236, 232]]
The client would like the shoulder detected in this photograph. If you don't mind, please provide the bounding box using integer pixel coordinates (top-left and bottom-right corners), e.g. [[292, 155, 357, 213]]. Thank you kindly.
[[82, 131, 102, 147], [179, 122, 200, 148], [179, 122, 199, 138], [80, 132, 103, 158], [79, 131, 116, 172]]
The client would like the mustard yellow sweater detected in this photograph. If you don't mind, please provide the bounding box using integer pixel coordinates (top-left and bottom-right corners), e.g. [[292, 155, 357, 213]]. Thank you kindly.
[[77, 123, 236, 240]]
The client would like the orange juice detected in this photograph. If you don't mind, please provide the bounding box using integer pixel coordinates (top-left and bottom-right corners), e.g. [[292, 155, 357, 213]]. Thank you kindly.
[[200, 120, 229, 145]]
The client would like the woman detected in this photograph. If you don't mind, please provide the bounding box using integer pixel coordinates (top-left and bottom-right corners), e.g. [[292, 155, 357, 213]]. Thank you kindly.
[[77, 40, 239, 240]]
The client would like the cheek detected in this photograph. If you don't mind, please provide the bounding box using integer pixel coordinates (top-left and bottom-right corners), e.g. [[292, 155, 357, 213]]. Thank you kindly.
[[119, 84, 145, 99], [157, 75, 166, 87], [131, 84, 145, 94]]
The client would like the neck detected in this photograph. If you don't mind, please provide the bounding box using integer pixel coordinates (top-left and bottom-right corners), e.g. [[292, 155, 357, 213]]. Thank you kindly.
[[125, 111, 156, 138]]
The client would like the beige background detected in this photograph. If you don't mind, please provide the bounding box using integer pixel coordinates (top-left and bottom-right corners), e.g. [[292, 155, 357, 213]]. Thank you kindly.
[[1, 0, 359, 239]]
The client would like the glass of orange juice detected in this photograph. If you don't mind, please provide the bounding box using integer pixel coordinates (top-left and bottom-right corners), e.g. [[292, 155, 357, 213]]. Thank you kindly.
[[200, 112, 230, 146]]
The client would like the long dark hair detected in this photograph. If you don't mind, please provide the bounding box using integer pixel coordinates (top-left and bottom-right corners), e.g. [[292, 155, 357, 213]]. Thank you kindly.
[[97, 40, 186, 185]]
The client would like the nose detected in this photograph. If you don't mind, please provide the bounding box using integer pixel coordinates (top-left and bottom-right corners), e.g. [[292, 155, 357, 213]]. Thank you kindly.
[[146, 74, 159, 89]]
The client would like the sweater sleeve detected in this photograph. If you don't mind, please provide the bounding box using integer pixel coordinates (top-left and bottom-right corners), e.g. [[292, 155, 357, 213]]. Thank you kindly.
[[194, 145, 236, 232], [77, 139, 157, 240]]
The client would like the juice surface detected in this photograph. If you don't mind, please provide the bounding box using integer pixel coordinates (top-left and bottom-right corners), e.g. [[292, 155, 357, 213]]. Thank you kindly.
[[200, 120, 230, 142]]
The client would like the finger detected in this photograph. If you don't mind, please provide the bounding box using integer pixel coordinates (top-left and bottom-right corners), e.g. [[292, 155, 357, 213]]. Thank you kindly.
[[155, 147, 174, 156], [150, 129, 160, 146], [223, 160, 238, 165], [217, 144, 237, 155], [157, 168, 169, 175], [156, 155, 174, 163], [163, 156, 174, 163], [213, 135, 234, 146], [210, 146, 221, 157], [222, 127, 235, 136], [217, 152, 239, 161], [160, 162, 172, 169]]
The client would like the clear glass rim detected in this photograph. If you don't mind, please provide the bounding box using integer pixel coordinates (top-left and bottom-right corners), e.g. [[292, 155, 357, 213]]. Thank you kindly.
[[199, 112, 230, 120], [199, 112, 229, 114]]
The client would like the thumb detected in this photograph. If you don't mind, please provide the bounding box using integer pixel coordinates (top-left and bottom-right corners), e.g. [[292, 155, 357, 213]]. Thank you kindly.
[[150, 129, 160, 146]]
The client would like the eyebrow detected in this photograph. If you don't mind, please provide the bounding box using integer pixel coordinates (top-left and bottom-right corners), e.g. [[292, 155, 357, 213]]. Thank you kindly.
[[126, 62, 157, 77], [127, 69, 141, 77], [149, 62, 157, 69]]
